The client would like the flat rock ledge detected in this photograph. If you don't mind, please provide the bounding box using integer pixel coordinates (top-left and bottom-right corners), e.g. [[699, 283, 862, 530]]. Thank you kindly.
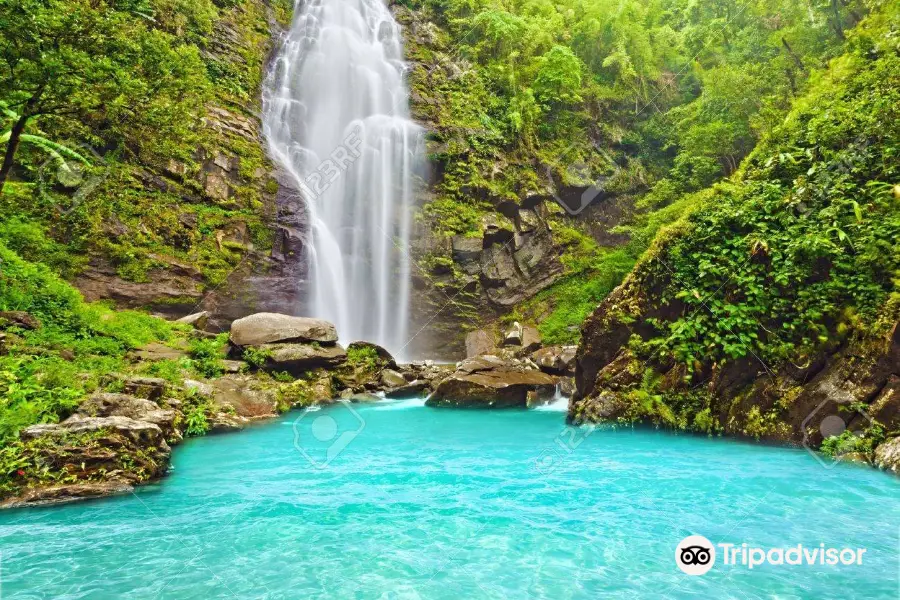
[[0, 481, 135, 509]]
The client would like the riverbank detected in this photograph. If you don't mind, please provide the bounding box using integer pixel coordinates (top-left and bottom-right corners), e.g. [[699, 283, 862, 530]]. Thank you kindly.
[[1, 313, 576, 508]]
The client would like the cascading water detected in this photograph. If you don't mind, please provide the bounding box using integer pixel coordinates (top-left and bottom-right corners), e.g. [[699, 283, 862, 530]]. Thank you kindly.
[[263, 0, 422, 356]]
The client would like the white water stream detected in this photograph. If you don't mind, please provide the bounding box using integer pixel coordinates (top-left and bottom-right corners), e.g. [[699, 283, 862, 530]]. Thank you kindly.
[[263, 0, 422, 356]]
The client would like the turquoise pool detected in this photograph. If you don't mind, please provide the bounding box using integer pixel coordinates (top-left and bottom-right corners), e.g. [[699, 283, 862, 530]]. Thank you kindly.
[[1, 398, 898, 598]]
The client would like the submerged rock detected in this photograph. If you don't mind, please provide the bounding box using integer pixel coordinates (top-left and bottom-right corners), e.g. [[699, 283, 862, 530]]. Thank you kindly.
[[427, 355, 558, 408], [230, 313, 338, 346]]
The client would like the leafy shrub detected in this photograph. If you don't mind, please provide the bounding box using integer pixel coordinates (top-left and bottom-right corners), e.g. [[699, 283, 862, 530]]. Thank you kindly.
[[188, 333, 228, 378]]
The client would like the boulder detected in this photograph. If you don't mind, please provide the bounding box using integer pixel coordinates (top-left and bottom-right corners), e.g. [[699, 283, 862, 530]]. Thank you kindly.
[[208, 412, 248, 433], [874, 437, 900, 473], [385, 380, 430, 398], [526, 387, 557, 409], [229, 313, 338, 346], [175, 311, 210, 329], [426, 355, 558, 408], [207, 375, 280, 418], [503, 322, 524, 346], [381, 369, 407, 388], [465, 330, 495, 358], [348, 392, 382, 403], [222, 360, 248, 373], [253, 343, 347, 373], [521, 326, 542, 353], [531, 345, 578, 375]]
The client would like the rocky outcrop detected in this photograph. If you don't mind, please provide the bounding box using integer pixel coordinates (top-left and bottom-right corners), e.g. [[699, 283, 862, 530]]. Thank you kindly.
[[465, 329, 496, 357], [0, 481, 135, 509], [74, 258, 205, 317], [204, 375, 281, 418], [874, 437, 900, 473], [229, 313, 339, 346], [531, 345, 577, 375], [253, 343, 347, 373], [0, 311, 41, 330], [75, 393, 178, 439], [426, 355, 558, 408], [14, 414, 173, 507], [569, 256, 900, 464]]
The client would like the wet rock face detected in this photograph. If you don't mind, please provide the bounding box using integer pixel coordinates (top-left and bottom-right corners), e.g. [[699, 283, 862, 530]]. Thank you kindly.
[[426, 355, 558, 408]]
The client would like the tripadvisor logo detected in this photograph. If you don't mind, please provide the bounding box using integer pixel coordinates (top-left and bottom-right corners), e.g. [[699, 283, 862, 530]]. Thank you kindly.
[[675, 535, 715, 575], [675, 535, 867, 575]]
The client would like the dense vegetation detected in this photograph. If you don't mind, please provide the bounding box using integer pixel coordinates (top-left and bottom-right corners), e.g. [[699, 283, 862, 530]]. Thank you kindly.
[[0, 0, 897, 489], [0, 0, 286, 288], [574, 3, 899, 444], [404, 0, 872, 342]]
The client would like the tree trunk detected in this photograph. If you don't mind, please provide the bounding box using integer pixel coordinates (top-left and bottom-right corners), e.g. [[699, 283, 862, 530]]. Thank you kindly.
[[830, 0, 845, 40], [0, 113, 30, 196], [781, 37, 807, 73], [0, 85, 44, 196]]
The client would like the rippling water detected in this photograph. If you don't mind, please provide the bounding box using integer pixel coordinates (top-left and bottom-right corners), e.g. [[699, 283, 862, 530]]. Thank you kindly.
[[2, 399, 898, 598]]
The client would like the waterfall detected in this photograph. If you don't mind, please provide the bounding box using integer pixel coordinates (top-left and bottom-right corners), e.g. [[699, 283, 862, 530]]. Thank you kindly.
[[263, 0, 422, 357]]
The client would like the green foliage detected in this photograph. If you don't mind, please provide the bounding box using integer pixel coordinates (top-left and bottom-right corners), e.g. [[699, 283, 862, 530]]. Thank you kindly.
[[642, 34, 900, 371], [242, 346, 273, 368], [0, 242, 179, 441], [820, 425, 885, 459], [181, 391, 214, 437], [0, 0, 211, 188], [188, 333, 228, 378], [407, 0, 858, 238], [346, 346, 379, 372]]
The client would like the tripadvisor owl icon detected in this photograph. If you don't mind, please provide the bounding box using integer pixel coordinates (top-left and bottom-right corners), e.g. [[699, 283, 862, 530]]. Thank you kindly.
[[676, 535, 716, 575]]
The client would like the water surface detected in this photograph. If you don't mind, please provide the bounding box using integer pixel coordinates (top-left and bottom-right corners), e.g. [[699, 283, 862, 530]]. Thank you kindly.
[[2, 399, 898, 599]]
